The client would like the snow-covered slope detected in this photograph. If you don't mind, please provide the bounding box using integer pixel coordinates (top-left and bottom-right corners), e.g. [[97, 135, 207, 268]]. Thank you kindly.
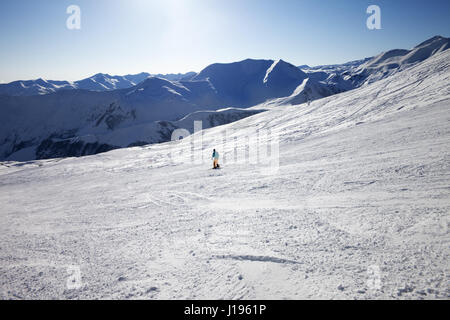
[[0, 47, 448, 300], [1, 36, 448, 162]]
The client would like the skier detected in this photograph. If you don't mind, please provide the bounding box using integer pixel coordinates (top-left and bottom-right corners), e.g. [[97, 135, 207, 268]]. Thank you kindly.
[[212, 149, 220, 169]]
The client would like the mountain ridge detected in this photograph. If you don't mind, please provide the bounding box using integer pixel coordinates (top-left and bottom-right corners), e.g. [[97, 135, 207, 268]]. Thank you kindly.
[[0, 35, 448, 161], [0, 71, 196, 96], [1, 46, 448, 299]]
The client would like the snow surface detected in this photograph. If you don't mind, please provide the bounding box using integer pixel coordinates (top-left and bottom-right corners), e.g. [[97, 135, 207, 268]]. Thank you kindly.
[[0, 49, 449, 300]]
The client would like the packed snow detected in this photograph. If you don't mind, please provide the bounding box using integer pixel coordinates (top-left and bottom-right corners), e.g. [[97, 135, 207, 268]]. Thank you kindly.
[[0, 59, 318, 161], [0, 48, 448, 299]]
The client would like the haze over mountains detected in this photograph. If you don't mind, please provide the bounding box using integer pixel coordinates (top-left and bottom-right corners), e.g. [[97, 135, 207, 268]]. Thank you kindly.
[[0, 35, 448, 161]]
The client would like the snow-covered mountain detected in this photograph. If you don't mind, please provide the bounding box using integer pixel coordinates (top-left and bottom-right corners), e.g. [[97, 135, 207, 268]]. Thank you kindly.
[[300, 57, 372, 74], [0, 78, 77, 96], [0, 59, 326, 161], [0, 36, 448, 162], [0, 73, 145, 96], [0, 83, 264, 161], [260, 36, 449, 108], [0, 72, 197, 96], [151, 72, 197, 82], [1, 46, 448, 300], [74, 73, 149, 91], [34, 107, 264, 161]]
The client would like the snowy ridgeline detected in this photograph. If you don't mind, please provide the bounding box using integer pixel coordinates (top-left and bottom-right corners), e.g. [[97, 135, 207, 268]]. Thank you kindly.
[[0, 36, 448, 162], [0, 72, 197, 96], [0, 48, 449, 299]]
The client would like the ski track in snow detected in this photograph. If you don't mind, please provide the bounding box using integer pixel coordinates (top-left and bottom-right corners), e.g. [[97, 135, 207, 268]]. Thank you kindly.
[[0, 51, 449, 300]]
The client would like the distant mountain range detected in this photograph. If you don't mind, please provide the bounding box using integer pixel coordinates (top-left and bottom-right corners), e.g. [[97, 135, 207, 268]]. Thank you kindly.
[[0, 35, 448, 161], [0, 72, 197, 96], [299, 35, 449, 89]]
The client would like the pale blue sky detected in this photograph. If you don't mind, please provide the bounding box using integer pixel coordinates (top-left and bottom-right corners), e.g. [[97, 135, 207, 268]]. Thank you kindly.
[[0, 0, 449, 82]]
